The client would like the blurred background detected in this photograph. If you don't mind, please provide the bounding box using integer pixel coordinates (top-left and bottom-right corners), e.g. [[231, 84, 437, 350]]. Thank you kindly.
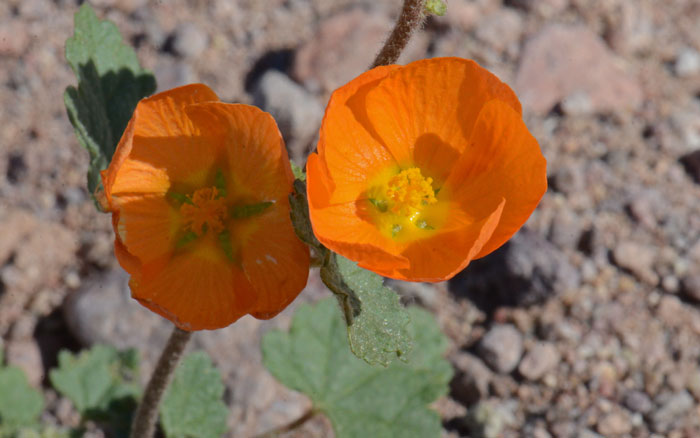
[[0, 0, 699, 436]]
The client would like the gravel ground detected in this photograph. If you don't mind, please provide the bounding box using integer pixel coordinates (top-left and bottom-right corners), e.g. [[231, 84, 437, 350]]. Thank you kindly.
[[1, 0, 699, 437]]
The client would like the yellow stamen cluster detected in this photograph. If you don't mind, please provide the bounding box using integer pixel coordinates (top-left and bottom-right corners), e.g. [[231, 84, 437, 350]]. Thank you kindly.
[[386, 167, 437, 217], [180, 187, 227, 235]]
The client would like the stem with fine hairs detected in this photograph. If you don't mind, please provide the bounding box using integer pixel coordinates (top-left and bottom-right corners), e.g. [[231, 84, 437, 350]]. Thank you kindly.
[[130, 325, 192, 438], [371, 0, 427, 68], [253, 409, 317, 438]]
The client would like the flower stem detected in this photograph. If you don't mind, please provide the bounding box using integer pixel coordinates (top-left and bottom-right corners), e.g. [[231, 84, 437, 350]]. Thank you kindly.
[[371, 0, 427, 68], [253, 408, 317, 438], [130, 325, 192, 438]]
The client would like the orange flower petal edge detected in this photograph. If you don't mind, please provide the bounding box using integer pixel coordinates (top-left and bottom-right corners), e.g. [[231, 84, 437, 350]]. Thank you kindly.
[[307, 57, 547, 282], [102, 84, 310, 330]]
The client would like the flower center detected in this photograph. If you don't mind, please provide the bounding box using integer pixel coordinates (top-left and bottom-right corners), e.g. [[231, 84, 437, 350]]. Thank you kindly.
[[180, 187, 227, 235], [386, 167, 437, 218]]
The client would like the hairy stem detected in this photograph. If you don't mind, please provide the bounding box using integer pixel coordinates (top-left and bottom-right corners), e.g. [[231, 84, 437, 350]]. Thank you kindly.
[[254, 409, 317, 438], [372, 0, 427, 68], [130, 326, 192, 438]]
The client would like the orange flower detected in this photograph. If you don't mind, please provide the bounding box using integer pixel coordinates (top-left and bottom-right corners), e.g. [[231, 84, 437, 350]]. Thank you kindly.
[[307, 58, 547, 282], [101, 84, 310, 330]]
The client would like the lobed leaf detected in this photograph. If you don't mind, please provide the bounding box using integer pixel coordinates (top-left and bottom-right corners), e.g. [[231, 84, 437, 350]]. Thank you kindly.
[[64, 3, 156, 201], [321, 254, 412, 366], [160, 352, 228, 438], [0, 366, 43, 433], [49, 345, 140, 438], [262, 298, 452, 438]]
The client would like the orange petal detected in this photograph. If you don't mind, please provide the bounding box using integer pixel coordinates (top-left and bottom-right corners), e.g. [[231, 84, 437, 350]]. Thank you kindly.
[[111, 212, 141, 275], [392, 198, 506, 282], [445, 99, 547, 259], [113, 194, 181, 265], [185, 103, 293, 202], [238, 203, 310, 319], [102, 84, 220, 206], [364, 58, 521, 184], [318, 65, 401, 204], [132, 239, 256, 331], [308, 199, 410, 273]]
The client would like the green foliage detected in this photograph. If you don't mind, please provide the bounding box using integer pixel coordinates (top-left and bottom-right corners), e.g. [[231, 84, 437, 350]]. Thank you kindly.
[[160, 353, 228, 438], [49, 345, 140, 438], [13, 426, 76, 438], [425, 0, 447, 16], [287, 176, 412, 365], [0, 363, 44, 434], [290, 161, 306, 181], [262, 298, 453, 438], [64, 3, 156, 201], [321, 254, 412, 366]]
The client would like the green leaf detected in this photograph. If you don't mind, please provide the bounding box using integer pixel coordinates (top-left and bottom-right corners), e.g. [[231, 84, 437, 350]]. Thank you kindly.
[[288, 179, 320, 248], [160, 352, 228, 438], [0, 366, 43, 432], [320, 254, 412, 366], [49, 345, 140, 438], [425, 0, 447, 16], [64, 3, 156, 201], [262, 298, 452, 438], [290, 161, 306, 181]]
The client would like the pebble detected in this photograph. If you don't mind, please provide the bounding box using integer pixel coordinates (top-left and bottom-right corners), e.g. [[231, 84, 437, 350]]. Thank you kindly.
[[474, 9, 523, 52], [597, 411, 632, 436], [680, 274, 700, 302], [515, 25, 642, 114], [5, 339, 43, 387], [680, 150, 700, 184], [651, 391, 694, 433], [453, 228, 580, 312], [478, 325, 523, 374], [292, 8, 427, 92], [451, 351, 493, 405], [518, 342, 560, 381], [623, 390, 653, 414], [252, 70, 323, 163], [172, 23, 209, 58], [612, 241, 659, 285], [466, 400, 515, 438], [675, 48, 700, 77]]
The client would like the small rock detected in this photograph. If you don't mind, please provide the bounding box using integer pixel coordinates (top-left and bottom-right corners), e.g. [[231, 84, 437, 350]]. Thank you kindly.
[[293, 8, 427, 92], [518, 342, 560, 381], [680, 149, 700, 184], [451, 229, 580, 312], [466, 400, 515, 438], [450, 352, 492, 405], [515, 25, 642, 114], [0, 21, 31, 57], [252, 70, 324, 162], [478, 325, 523, 374], [548, 209, 582, 249], [597, 411, 632, 436], [172, 23, 209, 58], [153, 57, 195, 91], [675, 48, 700, 78], [680, 274, 700, 302], [623, 390, 653, 414], [612, 241, 659, 284], [5, 340, 43, 387], [474, 9, 523, 52], [651, 391, 694, 433]]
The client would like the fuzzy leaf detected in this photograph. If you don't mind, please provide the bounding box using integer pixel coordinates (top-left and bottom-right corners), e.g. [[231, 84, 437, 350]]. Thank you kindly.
[[289, 179, 320, 248], [49, 345, 140, 438], [425, 0, 447, 16], [160, 352, 228, 438], [262, 298, 452, 438], [64, 3, 156, 201], [320, 254, 412, 366], [0, 367, 43, 432]]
